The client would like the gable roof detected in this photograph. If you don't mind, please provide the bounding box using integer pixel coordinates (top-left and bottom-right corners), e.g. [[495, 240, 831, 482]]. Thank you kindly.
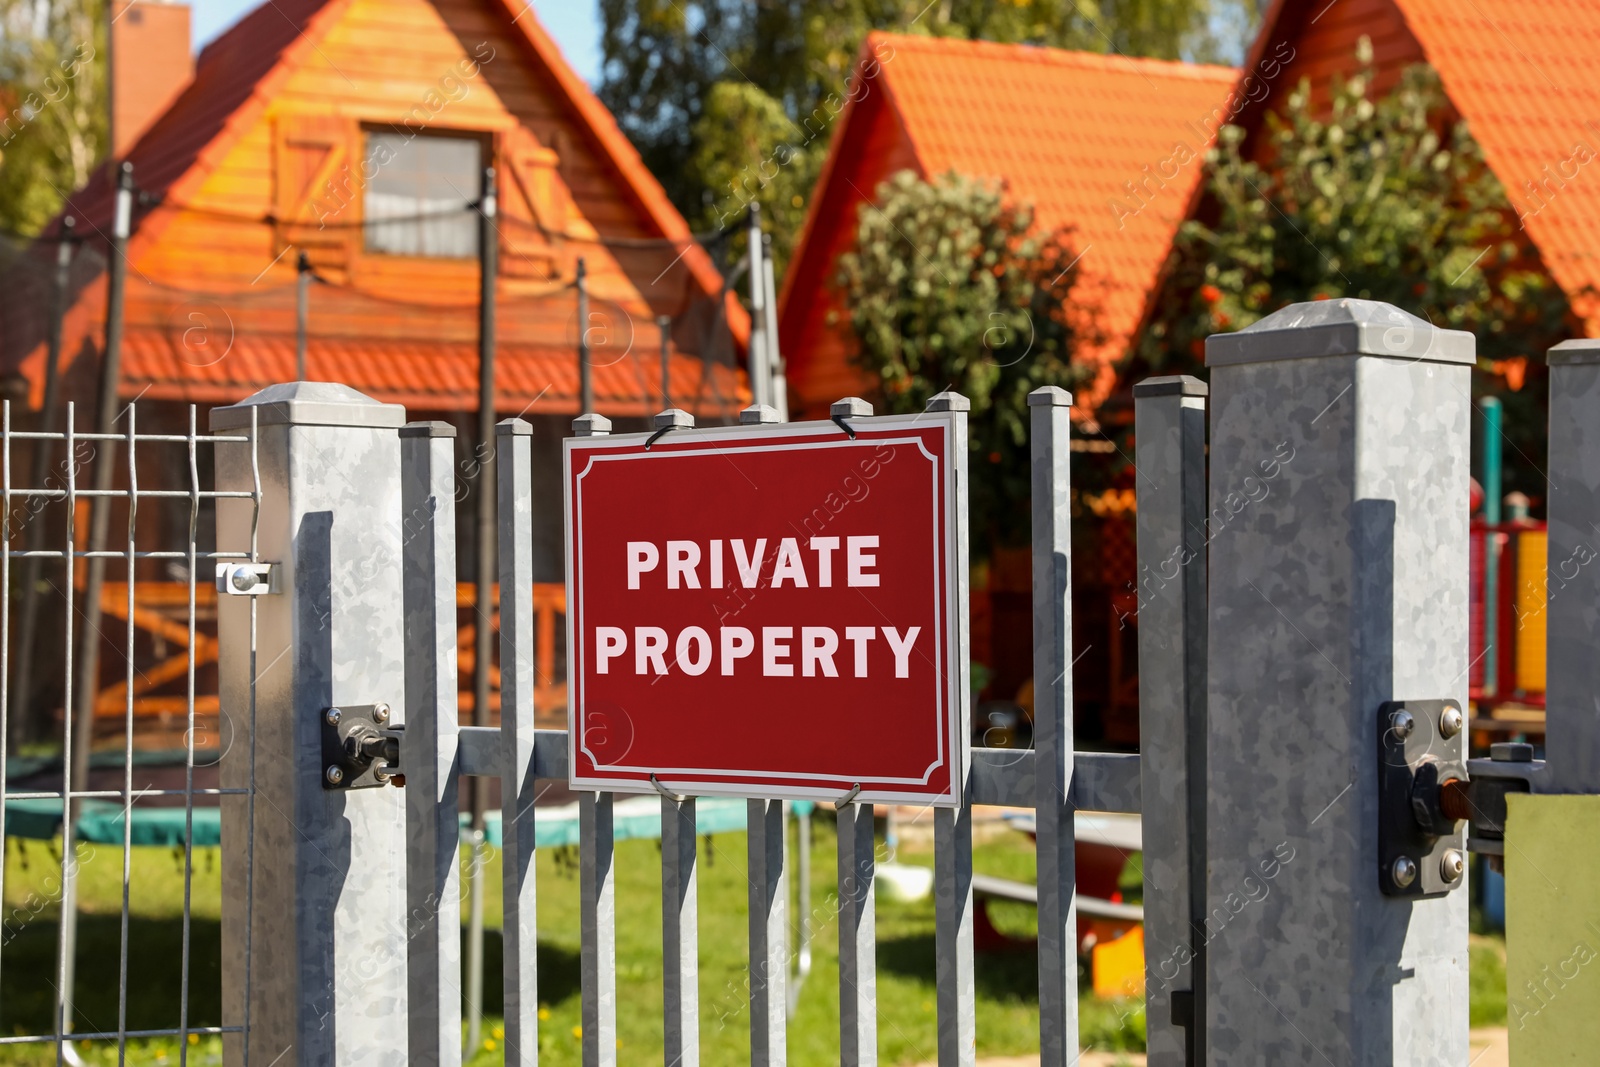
[[778, 33, 1238, 416], [1245, 0, 1600, 325]]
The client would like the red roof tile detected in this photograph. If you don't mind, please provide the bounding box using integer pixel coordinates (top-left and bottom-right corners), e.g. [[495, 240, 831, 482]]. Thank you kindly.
[[110, 327, 747, 416], [780, 34, 1238, 415], [1389, 0, 1600, 323]]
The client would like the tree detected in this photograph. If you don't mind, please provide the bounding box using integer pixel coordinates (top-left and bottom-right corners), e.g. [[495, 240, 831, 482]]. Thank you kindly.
[[1143, 40, 1576, 499], [0, 0, 105, 236], [833, 170, 1092, 546], [598, 0, 1252, 271]]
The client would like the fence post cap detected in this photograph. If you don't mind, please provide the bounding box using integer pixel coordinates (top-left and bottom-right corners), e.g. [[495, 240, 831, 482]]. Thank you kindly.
[[740, 404, 780, 425], [926, 391, 970, 412], [209, 381, 406, 430], [654, 408, 695, 430], [1549, 339, 1600, 366], [496, 417, 533, 437], [831, 397, 873, 418], [399, 420, 457, 439], [572, 413, 612, 436], [1133, 375, 1208, 398], [1026, 386, 1073, 408], [1205, 298, 1475, 368]]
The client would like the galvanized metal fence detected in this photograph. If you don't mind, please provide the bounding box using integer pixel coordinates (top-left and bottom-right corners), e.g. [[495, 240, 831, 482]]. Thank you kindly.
[[0, 401, 259, 1062], [32, 297, 1600, 1064]]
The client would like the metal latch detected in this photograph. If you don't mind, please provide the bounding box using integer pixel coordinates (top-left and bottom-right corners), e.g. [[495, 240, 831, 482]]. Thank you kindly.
[[215, 562, 278, 596], [1377, 699, 1468, 897], [321, 703, 403, 790]]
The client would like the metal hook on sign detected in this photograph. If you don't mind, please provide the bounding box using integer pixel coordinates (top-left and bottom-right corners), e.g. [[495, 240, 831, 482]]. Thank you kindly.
[[649, 773, 687, 804], [831, 415, 856, 439], [829, 398, 871, 440], [836, 782, 863, 806], [645, 425, 676, 450], [647, 409, 694, 450]]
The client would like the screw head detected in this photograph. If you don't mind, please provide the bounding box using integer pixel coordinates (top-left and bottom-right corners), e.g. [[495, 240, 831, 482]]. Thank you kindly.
[[1439, 705, 1464, 739], [1391, 855, 1419, 889], [324, 765, 345, 786], [1441, 849, 1465, 882], [228, 566, 259, 593], [324, 707, 341, 726], [1390, 709, 1416, 741], [373, 703, 390, 724]]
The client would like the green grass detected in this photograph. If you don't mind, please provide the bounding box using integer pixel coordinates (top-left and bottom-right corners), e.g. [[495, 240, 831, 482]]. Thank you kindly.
[[0, 819, 1507, 1065]]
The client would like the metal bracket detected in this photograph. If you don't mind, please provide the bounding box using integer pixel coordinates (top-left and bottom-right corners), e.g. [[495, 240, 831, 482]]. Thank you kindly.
[[321, 703, 403, 790], [215, 561, 278, 596], [1377, 699, 1468, 897], [1462, 744, 1544, 856]]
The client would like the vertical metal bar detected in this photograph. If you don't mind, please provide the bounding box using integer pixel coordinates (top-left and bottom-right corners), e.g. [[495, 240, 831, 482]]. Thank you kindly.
[[56, 402, 77, 1062], [13, 215, 74, 744], [116, 407, 138, 1064], [496, 417, 540, 1066], [658, 314, 672, 411], [1546, 341, 1600, 790], [789, 805, 811, 1015], [1028, 385, 1078, 1066], [402, 421, 463, 1067], [1477, 396, 1503, 694], [662, 795, 699, 1067], [295, 252, 311, 381], [746, 204, 769, 409], [580, 791, 617, 1067], [467, 164, 500, 1057], [837, 802, 876, 1066], [761, 234, 786, 422], [1204, 302, 1472, 1062], [179, 407, 200, 1066], [934, 804, 974, 1067], [1133, 377, 1209, 1066], [577, 258, 593, 415], [213, 384, 410, 1064], [748, 797, 788, 1066]]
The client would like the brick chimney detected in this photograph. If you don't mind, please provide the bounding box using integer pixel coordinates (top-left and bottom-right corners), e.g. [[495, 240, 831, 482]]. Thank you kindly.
[[111, 0, 192, 158]]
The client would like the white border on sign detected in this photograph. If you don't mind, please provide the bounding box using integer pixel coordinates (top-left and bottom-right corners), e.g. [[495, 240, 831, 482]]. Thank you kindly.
[[561, 412, 968, 806]]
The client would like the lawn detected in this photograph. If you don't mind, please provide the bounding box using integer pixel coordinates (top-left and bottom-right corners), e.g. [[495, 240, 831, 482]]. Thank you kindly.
[[0, 812, 1504, 1065]]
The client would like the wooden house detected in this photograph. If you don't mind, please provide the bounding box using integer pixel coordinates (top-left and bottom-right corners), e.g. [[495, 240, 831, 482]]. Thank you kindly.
[[1, 0, 749, 731], [775, 33, 1238, 739]]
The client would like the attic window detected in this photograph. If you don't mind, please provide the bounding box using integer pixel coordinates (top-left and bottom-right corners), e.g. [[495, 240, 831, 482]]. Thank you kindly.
[[364, 130, 481, 258]]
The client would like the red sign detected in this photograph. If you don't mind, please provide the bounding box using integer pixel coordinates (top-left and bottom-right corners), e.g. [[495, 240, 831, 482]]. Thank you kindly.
[[564, 414, 968, 805]]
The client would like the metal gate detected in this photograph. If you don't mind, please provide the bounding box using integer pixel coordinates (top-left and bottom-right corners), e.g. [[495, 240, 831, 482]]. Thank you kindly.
[[200, 299, 1598, 1065]]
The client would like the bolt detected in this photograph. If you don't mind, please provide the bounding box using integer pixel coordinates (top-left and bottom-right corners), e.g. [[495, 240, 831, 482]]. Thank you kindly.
[[373, 703, 390, 724], [324, 765, 345, 786], [1491, 741, 1535, 763], [1440, 849, 1465, 882], [1390, 709, 1415, 741], [1439, 704, 1463, 739], [228, 565, 259, 593], [324, 708, 341, 726], [1391, 855, 1418, 889], [374, 767, 391, 784]]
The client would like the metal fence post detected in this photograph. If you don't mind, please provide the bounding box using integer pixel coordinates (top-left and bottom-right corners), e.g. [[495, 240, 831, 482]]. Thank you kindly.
[[212, 382, 410, 1065], [1204, 300, 1473, 1064], [929, 390, 975, 1067], [1132, 376, 1208, 1066], [401, 420, 462, 1067], [837, 802, 876, 1067], [497, 417, 541, 1066], [1027, 386, 1078, 1066], [749, 797, 789, 1066], [1545, 340, 1600, 792]]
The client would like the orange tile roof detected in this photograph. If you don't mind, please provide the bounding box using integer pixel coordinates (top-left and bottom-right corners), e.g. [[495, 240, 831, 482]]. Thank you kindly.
[[111, 328, 748, 416], [1386, 0, 1600, 324], [781, 33, 1238, 414]]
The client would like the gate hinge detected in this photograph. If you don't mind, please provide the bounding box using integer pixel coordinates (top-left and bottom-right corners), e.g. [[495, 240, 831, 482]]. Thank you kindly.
[[321, 703, 404, 790], [1377, 699, 1468, 897], [215, 562, 279, 596]]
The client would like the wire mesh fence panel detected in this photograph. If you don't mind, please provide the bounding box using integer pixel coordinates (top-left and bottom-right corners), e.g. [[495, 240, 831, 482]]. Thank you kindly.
[[0, 401, 257, 1063]]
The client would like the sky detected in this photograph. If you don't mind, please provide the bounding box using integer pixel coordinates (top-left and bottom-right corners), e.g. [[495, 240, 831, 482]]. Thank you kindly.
[[191, 0, 605, 84]]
